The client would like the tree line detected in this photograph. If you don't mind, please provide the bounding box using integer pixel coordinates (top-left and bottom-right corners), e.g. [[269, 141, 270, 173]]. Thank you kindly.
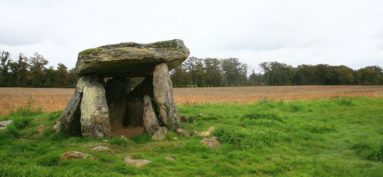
[[0, 51, 77, 87], [1, 50, 382, 87], [171, 57, 383, 87]]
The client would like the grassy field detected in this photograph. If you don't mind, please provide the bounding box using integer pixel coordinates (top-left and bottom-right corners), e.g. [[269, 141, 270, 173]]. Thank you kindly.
[[0, 86, 382, 115], [0, 97, 382, 177]]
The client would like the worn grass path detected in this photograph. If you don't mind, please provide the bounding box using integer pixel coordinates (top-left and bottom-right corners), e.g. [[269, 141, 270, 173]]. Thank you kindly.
[[0, 97, 382, 177]]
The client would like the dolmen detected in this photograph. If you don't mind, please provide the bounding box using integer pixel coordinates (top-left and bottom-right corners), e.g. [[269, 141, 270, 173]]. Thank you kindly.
[[53, 39, 190, 138]]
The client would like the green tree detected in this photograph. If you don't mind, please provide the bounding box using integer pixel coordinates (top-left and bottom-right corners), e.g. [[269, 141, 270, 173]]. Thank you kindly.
[[248, 70, 263, 85], [356, 66, 383, 85], [260, 62, 294, 85], [204, 58, 223, 86], [7, 54, 30, 86], [29, 53, 49, 87], [171, 66, 191, 87], [0, 51, 11, 86], [67, 69, 78, 87], [55, 63, 69, 87], [333, 65, 354, 85], [222, 58, 241, 86]]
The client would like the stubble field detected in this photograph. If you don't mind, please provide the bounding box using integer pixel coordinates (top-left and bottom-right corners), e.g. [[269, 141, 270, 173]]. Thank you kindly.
[[0, 86, 382, 116]]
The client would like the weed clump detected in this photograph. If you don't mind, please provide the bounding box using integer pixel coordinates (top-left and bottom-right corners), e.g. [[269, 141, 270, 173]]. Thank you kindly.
[[36, 152, 60, 166], [213, 127, 277, 149], [352, 143, 383, 163], [368, 145, 383, 162], [0, 124, 20, 139], [242, 112, 284, 123], [336, 98, 353, 106], [12, 116, 32, 129], [109, 137, 135, 146]]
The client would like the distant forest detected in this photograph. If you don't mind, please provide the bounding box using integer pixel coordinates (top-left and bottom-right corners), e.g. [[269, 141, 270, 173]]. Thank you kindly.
[[1, 51, 382, 88]]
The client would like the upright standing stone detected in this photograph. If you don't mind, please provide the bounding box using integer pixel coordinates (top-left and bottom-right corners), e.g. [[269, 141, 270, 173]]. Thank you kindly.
[[80, 76, 111, 137], [142, 95, 160, 135], [53, 93, 82, 135], [153, 63, 180, 130], [53, 77, 89, 135]]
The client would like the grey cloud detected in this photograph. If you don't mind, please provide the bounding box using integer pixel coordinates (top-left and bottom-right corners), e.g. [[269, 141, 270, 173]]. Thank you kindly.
[[0, 0, 382, 69], [0, 30, 42, 46]]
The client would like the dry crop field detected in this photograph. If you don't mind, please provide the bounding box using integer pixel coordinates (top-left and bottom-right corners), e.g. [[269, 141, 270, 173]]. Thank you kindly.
[[0, 86, 382, 116]]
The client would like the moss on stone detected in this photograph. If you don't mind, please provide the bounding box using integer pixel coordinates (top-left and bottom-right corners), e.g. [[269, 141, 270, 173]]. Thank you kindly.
[[79, 48, 102, 58], [147, 39, 180, 49]]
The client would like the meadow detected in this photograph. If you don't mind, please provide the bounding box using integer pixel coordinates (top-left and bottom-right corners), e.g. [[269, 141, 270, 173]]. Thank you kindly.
[[0, 86, 382, 115], [0, 96, 383, 176]]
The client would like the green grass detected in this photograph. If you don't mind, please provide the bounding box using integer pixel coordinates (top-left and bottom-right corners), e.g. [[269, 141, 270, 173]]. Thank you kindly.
[[0, 97, 383, 177]]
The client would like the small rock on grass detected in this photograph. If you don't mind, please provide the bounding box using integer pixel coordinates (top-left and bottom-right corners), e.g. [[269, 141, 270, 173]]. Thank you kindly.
[[61, 151, 91, 160], [199, 126, 215, 137], [124, 156, 151, 167], [92, 145, 110, 152], [200, 136, 220, 148], [165, 156, 175, 161], [176, 128, 190, 137], [0, 120, 13, 130], [152, 127, 167, 140]]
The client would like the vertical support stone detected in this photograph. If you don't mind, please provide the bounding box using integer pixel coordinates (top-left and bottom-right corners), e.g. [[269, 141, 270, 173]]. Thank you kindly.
[[80, 75, 111, 137], [152, 63, 180, 130], [53, 77, 88, 135], [143, 95, 160, 135], [125, 77, 152, 126], [53, 93, 82, 135]]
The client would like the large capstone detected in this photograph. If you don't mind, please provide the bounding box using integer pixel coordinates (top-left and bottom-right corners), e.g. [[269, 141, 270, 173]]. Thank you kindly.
[[55, 39, 189, 138], [76, 39, 190, 77]]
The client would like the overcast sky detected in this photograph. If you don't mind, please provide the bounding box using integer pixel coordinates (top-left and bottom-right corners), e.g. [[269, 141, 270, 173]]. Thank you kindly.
[[1, 0, 383, 71]]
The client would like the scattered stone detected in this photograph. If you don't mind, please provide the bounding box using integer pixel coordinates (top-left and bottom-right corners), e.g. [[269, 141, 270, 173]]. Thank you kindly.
[[92, 145, 110, 152], [199, 127, 215, 137], [176, 128, 190, 137], [0, 120, 13, 130], [124, 156, 151, 167], [200, 136, 220, 148], [60, 151, 90, 160], [152, 127, 168, 141], [165, 156, 175, 161], [180, 115, 189, 122]]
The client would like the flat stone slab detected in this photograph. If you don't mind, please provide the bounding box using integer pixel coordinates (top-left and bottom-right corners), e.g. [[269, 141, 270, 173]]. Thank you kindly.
[[0, 120, 13, 130], [124, 156, 151, 167], [75, 39, 190, 77], [60, 151, 91, 160]]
